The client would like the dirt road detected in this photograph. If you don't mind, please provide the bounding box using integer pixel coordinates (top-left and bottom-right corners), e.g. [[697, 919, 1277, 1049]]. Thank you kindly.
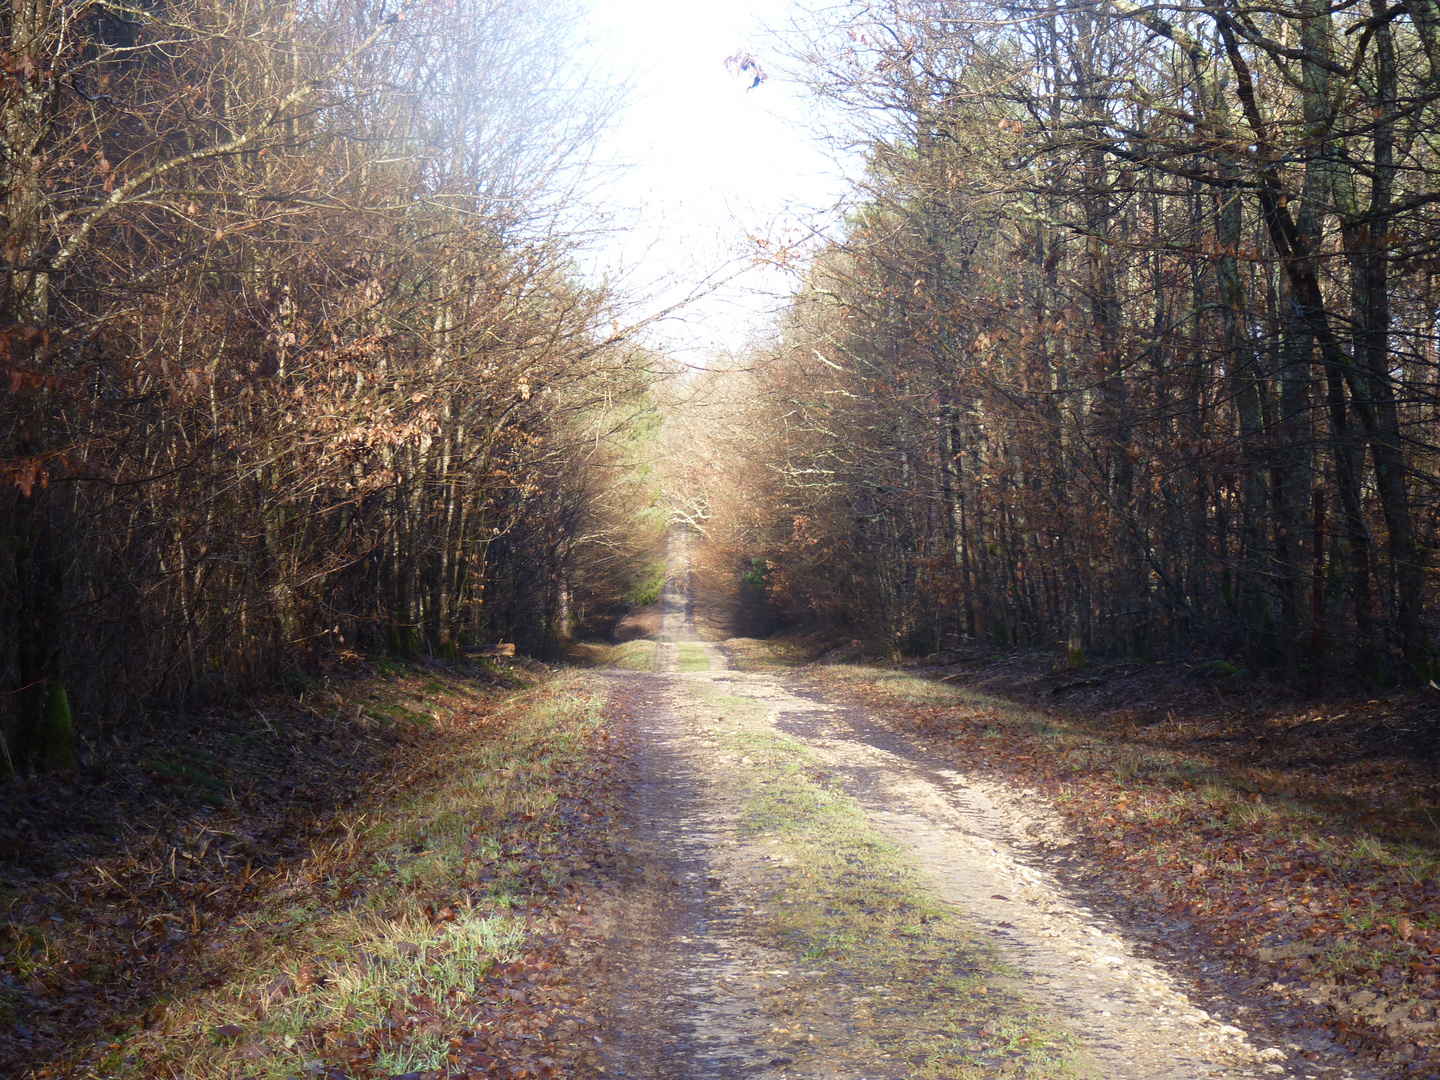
[[588, 547, 1372, 1080]]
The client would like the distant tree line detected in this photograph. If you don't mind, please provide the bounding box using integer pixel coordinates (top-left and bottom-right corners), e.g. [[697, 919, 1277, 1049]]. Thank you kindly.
[[0, 0, 663, 770], [695, 0, 1440, 683]]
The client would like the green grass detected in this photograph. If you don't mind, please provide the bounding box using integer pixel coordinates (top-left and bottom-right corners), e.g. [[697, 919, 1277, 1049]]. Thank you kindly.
[[675, 643, 710, 672], [720, 637, 804, 671], [609, 640, 658, 670], [103, 672, 612, 1080], [567, 639, 657, 670]]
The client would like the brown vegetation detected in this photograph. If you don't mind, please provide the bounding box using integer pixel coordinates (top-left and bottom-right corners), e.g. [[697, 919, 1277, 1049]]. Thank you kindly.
[[0, 0, 666, 771], [682, 0, 1440, 687]]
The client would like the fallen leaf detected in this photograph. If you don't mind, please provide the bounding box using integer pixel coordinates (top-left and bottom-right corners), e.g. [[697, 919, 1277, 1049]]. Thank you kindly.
[[264, 975, 295, 1003], [296, 963, 323, 990]]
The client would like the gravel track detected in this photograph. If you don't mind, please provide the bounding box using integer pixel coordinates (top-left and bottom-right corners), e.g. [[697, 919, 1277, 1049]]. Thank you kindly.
[[594, 543, 1374, 1080]]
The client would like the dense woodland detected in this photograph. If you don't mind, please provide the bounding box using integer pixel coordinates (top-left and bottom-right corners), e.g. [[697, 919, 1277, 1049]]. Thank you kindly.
[[687, 0, 1440, 684], [10, 0, 1440, 773], [0, 0, 665, 770]]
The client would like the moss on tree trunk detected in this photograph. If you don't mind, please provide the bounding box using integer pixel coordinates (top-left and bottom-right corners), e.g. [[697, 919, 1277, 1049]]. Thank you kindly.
[[37, 678, 76, 769]]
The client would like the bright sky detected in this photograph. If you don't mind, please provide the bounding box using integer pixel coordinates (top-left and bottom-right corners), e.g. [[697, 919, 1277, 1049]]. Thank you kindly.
[[578, 0, 849, 362]]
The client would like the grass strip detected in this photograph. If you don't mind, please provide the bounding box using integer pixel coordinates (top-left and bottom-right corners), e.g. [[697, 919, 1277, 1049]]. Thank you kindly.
[[674, 643, 710, 672]]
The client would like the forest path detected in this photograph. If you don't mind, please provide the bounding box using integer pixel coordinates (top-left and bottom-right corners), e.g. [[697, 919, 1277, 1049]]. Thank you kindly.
[[590, 541, 1367, 1080]]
